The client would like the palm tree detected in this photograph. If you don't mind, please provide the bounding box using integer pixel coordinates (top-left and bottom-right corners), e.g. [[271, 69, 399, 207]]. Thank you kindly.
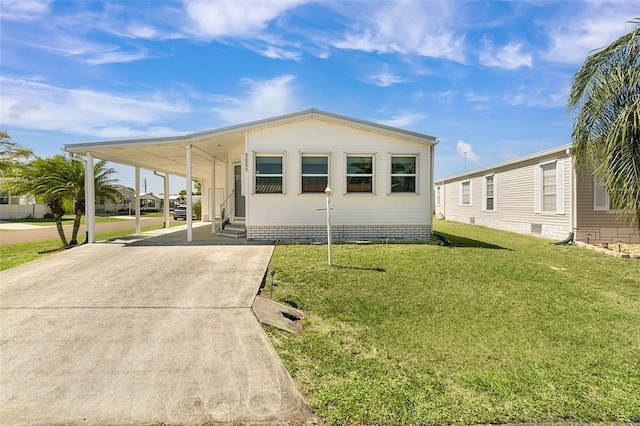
[[568, 18, 640, 229], [8, 155, 121, 247], [0, 130, 33, 176]]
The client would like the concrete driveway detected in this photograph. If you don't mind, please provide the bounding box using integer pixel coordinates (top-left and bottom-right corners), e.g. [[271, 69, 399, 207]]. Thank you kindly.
[[0, 226, 315, 425]]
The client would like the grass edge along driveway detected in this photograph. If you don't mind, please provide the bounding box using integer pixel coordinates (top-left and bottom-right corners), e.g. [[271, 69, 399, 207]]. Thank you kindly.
[[266, 220, 640, 425]]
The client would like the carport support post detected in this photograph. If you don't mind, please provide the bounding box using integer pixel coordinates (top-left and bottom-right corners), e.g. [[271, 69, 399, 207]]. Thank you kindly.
[[211, 162, 216, 234], [186, 144, 193, 243], [86, 152, 95, 243], [162, 173, 170, 229], [135, 167, 141, 234]]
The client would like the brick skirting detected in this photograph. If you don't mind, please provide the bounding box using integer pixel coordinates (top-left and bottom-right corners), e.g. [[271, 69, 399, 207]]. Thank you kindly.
[[246, 224, 431, 242]]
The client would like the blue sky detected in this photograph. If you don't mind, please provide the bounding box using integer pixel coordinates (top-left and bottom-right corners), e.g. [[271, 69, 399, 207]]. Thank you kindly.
[[1, 0, 637, 194]]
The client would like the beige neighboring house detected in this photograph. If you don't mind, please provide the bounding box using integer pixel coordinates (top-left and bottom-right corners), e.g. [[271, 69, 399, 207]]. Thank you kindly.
[[139, 193, 162, 212], [65, 109, 438, 242], [97, 185, 134, 214], [0, 178, 50, 220], [435, 144, 639, 244]]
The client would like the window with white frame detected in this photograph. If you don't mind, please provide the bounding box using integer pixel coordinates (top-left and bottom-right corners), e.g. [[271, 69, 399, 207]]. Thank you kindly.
[[484, 175, 495, 211], [255, 155, 283, 194], [435, 185, 442, 205], [301, 155, 329, 193], [460, 180, 471, 206], [541, 163, 557, 213], [534, 161, 565, 214], [390, 155, 417, 193], [346, 155, 373, 193]]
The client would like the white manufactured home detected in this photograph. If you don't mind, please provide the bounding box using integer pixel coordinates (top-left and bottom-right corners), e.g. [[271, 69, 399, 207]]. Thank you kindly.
[[65, 109, 437, 243], [435, 145, 639, 244]]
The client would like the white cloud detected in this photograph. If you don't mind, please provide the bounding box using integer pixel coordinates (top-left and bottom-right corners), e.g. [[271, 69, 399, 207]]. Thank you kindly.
[[544, 3, 636, 64], [369, 64, 407, 87], [502, 83, 569, 108], [332, 1, 466, 62], [376, 112, 426, 128], [466, 93, 491, 103], [0, 0, 52, 21], [182, 0, 306, 39], [261, 45, 302, 61], [211, 75, 298, 124], [456, 140, 478, 163], [0, 77, 190, 138], [82, 47, 149, 66], [479, 41, 532, 69]]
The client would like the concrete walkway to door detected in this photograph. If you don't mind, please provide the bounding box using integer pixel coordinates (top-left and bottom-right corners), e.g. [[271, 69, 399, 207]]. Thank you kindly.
[[0, 224, 315, 425]]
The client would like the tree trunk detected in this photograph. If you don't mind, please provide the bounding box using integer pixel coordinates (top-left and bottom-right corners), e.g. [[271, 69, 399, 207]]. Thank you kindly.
[[47, 199, 68, 247], [69, 200, 85, 246]]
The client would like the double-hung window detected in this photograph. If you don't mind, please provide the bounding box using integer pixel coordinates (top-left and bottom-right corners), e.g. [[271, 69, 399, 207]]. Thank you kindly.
[[534, 161, 565, 214], [301, 155, 329, 193], [541, 163, 557, 213], [390, 156, 417, 193], [435, 185, 442, 206], [460, 180, 471, 206], [346, 155, 373, 193], [484, 175, 495, 211], [255, 155, 283, 194]]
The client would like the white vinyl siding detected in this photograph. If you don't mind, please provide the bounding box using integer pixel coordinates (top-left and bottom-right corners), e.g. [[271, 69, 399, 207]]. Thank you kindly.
[[245, 119, 432, 227], [460, 180, 471, 206], [437, 147, 573, 242]]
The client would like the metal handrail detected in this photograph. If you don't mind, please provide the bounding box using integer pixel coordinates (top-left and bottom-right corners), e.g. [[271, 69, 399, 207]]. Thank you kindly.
[[219, 190, 235, 231]]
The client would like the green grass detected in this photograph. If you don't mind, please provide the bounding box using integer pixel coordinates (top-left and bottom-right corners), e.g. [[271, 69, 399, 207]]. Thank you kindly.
[[266, 220, 640, 425], [0, 224, 165, 271]]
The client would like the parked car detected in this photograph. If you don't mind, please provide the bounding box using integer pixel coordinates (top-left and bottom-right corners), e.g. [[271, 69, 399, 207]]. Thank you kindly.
[[173, 206, 187, 220], [173, 205, 198, 220]]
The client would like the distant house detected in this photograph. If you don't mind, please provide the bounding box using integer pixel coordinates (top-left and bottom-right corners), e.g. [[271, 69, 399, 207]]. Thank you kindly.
[[0, 179, 50, 220], [97, 185, 134, 214], [65, 109, 437, 242], [435, 145, 639, 244], [139, 193, 161, 212]]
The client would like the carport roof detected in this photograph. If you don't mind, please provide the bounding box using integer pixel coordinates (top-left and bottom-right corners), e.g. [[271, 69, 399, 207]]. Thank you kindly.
[[64, 108, 437, 180]]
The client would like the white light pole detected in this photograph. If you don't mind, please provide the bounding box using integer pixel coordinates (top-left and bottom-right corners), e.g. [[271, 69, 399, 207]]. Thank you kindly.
[[325, 186, 332, 266]]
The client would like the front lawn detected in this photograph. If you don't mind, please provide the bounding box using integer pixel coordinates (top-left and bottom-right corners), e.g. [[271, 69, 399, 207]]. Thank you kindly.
[[266, 220, 640, 425]]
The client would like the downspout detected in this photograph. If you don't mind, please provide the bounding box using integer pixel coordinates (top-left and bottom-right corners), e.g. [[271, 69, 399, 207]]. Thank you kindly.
[[430, 144, 435, 234], [153, 171, 170, 229], [211, 161, 216, 234], [568, 148, 577, 241]]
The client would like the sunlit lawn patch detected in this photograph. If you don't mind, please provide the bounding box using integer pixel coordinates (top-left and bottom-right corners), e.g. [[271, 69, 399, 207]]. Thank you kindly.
[[267, 220, 640, 425]]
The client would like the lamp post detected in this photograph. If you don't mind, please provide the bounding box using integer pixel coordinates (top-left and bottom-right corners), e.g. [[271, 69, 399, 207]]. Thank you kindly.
[[325, 186, 332, 266]]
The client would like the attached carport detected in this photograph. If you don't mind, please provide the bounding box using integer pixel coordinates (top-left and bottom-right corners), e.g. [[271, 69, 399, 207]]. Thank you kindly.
[[65, 121, 248, 243]]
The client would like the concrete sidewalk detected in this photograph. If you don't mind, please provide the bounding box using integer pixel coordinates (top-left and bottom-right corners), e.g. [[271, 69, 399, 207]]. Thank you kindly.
[[0, 229, 315, 425]]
